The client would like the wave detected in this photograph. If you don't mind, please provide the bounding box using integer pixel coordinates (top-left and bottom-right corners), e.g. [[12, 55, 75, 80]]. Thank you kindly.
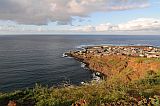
[[62, 53, 73, 58]]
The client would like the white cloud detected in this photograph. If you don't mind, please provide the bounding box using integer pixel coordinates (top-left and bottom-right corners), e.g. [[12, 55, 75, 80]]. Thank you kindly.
[[74, 18, 160, 32], [95, 23, 118, 31], [0, 0, 149, 25], [73, 25, 95, 32], [1, 18, 160, 35], [118, 18, 160, 31]]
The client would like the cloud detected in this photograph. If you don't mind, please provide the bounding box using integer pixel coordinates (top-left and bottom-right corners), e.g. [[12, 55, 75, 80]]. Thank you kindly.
[[1, 18, 160, 35], [73, 18, 160, 32], [73, 25, 96, 32], [118, 18, 160, 31], [0, 0, 149, 25]]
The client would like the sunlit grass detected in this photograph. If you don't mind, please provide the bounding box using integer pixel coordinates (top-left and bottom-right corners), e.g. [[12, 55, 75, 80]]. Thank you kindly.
[[1, 72, 160, 106]]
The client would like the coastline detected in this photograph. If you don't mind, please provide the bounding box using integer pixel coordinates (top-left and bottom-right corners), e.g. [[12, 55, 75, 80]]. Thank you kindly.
[[63, 52, 104, 82], [65, 45, 160, 83], [1, 45, 160, 106]]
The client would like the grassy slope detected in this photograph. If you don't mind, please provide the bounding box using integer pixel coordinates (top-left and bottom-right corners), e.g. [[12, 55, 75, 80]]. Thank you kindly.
[[1, 57, 160, 106], [84, 55, 160, 83], [1, 78, 160, 106]]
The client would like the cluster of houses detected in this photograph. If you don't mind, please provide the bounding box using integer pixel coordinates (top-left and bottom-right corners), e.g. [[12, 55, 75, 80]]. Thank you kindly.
[[72, 45, 160, 58]]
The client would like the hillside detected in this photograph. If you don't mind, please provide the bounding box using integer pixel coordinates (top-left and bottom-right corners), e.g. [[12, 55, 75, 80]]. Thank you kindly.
[[67, 45, 160, 83], [69, 53, 160, 83]]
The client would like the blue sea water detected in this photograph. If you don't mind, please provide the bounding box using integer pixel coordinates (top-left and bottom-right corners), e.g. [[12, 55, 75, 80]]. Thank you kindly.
[[0, 35, 160, 92]]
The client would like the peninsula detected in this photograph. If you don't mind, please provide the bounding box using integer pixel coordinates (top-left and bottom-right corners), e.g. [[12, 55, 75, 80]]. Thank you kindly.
[[65, 45, 160, 82]]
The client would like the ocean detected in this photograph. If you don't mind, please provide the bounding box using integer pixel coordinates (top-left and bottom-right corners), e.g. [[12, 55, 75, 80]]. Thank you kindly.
[[0, 35, 160, 92]]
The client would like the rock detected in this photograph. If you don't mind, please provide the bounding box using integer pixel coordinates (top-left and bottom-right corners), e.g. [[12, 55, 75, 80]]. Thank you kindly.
[[8, 101, 17, 106], [72, 99, 87, 106]]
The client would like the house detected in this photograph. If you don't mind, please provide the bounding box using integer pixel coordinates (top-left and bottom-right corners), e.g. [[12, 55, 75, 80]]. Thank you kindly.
[[147, 53, 160, 58]]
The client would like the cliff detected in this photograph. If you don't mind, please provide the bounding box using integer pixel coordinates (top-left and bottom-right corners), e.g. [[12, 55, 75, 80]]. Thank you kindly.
[[67, 45, 160, 83]]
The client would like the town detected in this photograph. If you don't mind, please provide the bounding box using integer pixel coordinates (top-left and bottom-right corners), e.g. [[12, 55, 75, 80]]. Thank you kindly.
[[69, 45, 160, 58]]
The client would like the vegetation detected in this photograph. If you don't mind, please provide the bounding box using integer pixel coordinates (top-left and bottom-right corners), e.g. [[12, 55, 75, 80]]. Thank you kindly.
[[1, 71, 160, 106], [1, 56, 160, 106], [135, 57, 160, 63]]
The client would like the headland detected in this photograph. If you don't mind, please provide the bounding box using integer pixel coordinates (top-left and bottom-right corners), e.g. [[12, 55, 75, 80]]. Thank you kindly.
[[65, 45, 160, 82]]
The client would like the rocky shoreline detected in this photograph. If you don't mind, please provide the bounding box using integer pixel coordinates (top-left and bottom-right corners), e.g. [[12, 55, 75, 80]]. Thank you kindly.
[[65, 51, 105, 82], [65, 45, 160, 83]]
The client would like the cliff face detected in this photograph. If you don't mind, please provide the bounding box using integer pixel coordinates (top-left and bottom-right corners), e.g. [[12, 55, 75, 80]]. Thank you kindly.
[[68, 52, 160, 83]]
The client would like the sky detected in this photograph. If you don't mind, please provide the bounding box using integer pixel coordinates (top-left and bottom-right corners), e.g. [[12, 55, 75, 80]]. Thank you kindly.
[[0, 0, 160, 35]]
